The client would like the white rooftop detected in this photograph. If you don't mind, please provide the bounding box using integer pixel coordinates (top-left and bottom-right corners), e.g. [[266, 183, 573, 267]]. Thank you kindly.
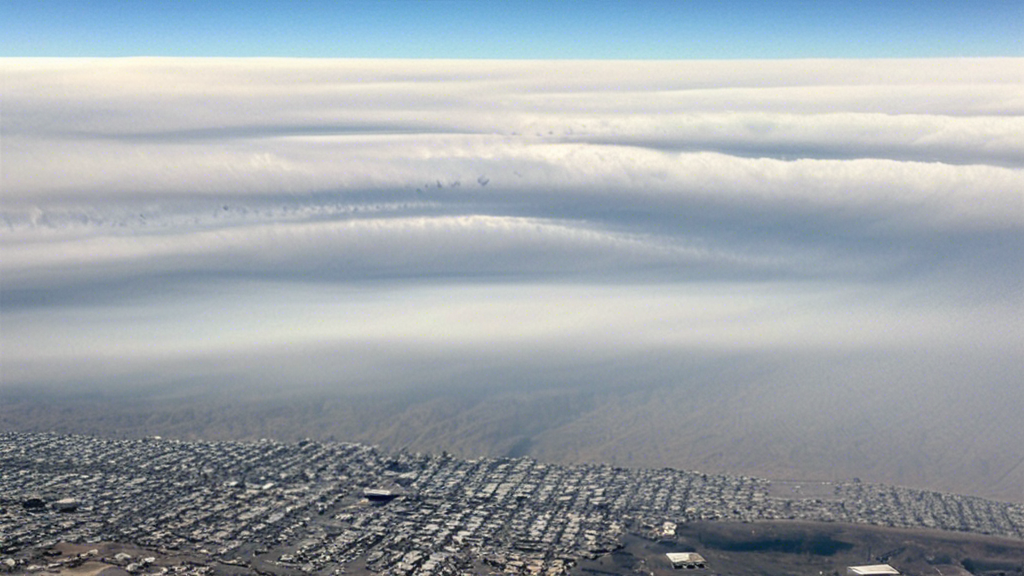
[[666, 552, 706, 564], [848, 564, 900, 576]]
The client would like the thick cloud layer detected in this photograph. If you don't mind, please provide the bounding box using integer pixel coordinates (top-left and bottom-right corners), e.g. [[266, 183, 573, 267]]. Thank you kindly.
[[3, 57, 1022, 365], [1, 59, 1023, 497]]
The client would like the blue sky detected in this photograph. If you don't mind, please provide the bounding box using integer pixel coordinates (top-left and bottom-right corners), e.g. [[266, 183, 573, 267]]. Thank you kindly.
[[4, 0, 1021, 58]]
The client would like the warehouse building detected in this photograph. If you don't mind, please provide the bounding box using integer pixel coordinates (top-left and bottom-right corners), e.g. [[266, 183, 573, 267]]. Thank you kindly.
[[666, 552, 706, 569]]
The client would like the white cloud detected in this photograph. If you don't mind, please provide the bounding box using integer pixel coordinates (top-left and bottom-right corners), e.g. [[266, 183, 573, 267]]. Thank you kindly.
[[1, 57, 1021, 391]]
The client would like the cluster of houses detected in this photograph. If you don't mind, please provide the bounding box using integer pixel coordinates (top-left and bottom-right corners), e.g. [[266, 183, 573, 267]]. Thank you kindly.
[[2, 431, 1022, 575]]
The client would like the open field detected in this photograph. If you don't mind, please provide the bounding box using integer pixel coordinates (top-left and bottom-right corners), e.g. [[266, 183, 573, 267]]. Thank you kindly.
[[575, 521, 1024, 576]]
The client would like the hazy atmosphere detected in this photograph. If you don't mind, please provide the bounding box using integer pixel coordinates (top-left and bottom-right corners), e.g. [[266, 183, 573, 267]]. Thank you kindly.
[[2, 56, 1021, 501]]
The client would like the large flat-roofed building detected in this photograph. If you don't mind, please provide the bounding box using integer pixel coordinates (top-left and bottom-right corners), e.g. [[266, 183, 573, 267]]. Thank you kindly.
[[363, 488, 400, 502], [666, 552, 706, 569], [848, 564, 900, 576]]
